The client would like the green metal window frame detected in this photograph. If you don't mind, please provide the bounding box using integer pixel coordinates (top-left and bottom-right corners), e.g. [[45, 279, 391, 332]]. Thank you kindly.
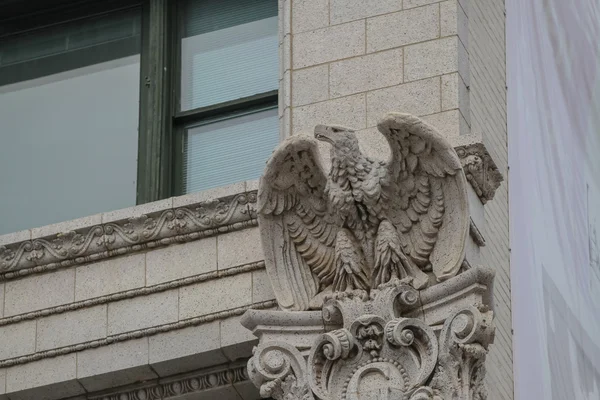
[[137, 0, 278, 203], [0, 0, 278, 206]]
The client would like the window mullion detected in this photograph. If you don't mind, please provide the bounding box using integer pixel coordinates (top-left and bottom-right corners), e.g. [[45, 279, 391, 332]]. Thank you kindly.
[[136, 0, 174, 204], [173, 90, 279, 126]]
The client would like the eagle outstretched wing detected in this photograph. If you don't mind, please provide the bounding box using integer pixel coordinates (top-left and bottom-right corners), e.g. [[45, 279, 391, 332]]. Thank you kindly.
[[258, 136, 338, 311], [377, 113, 469, 282]]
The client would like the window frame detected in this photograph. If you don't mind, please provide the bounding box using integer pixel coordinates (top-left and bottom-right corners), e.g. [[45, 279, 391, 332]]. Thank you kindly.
[[138, 0, 279, 202], [0, 0, 279, 207], [169, 0, 278, 197]]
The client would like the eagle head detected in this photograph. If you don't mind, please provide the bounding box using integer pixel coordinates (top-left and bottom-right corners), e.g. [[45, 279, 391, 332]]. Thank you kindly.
[[314, 124, 360, 160]]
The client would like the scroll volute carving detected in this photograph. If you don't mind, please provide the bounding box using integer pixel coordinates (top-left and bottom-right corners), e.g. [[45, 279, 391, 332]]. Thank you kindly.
[[430, 305, 495, 400], [248, 341, 313, 400], [245, 283, 495, 400], [244, 280, 495, 400]]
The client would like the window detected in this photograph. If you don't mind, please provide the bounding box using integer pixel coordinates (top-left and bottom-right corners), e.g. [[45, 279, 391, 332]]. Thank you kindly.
[[0, 2, 142, 234], [175, 0, 279, 194], [0, 0, 279, 235]]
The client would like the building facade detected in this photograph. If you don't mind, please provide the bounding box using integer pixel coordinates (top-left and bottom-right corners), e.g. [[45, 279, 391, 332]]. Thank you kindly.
[[0, 0, 529, 398]]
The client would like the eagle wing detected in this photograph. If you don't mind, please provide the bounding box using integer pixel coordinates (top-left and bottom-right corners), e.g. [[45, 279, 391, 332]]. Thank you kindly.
[[377, 113, 469, 282], [258, 136, 338, 311]]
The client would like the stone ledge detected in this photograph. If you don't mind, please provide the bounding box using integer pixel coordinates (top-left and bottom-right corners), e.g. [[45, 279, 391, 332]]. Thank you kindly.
[[241, 309, 325, 353], [0, 299, 276, 369], [0, 181, 259, 280], [407, 265, 495, 326], [0, 261, 265, 327]]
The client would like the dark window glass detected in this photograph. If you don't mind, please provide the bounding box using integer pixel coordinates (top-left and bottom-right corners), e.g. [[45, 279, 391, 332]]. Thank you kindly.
[[0, 8, 142, 234]]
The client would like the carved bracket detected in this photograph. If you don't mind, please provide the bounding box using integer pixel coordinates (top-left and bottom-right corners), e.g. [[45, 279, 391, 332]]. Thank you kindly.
[[454, 142, 503, 204]]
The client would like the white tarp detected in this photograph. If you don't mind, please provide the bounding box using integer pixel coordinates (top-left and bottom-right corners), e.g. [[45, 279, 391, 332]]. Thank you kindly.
[[507, 0, 600, 398]]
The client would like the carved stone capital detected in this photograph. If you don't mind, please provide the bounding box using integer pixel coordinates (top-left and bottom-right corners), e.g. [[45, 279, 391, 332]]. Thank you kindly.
[[454, 142, 504, 204], [430, 305, 494, 400], [242, 267, 495, 400], [247, 115, 498, 399]]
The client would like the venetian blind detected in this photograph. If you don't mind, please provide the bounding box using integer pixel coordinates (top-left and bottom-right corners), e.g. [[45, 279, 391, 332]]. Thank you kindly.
[[182, 108, 279, 193], [180, 0, 279, 194], [179, 0, 278, 111]]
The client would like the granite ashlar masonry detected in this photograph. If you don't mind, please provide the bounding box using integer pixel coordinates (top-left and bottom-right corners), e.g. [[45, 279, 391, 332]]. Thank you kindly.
[[0, 181, 277, 400], [284, 0, 470, 139], [281, 0, 500, 208]]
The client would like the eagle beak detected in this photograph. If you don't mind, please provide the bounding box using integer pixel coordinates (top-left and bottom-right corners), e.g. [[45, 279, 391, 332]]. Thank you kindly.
[[314, 124, 330, 142]]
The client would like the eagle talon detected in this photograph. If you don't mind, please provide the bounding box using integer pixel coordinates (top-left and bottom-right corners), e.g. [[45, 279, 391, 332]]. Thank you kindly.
[[376, 276, 414, 290]]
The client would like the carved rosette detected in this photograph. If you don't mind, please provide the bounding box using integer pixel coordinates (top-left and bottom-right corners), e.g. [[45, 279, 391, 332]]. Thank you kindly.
[[245, 282, 495, 400]]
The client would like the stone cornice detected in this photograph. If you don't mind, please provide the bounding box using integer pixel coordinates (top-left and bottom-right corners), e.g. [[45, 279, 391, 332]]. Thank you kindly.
[[85, 362, 250, 400], [0, 261, 265, 327], [0, 190, 258, 280], [0, 299, 277, 368]]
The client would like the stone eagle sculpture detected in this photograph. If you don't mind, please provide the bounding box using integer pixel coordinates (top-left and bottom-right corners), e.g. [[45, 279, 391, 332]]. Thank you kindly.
[[258, 113, 469, 311]]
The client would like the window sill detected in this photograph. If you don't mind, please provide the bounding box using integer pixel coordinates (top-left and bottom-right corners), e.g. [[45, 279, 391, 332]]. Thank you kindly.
[[0, 180, 259, 280]]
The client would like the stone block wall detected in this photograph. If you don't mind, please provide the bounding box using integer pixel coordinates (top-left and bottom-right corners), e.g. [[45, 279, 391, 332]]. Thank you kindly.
[[467, 0, 513, 398], [0, 182, 273, 400], [280, 0, 470, 142]]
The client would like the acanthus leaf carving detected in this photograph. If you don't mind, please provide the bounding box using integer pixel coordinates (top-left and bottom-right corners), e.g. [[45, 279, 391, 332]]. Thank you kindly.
[[245, 286, 494, 400], [430, 305, 494, 400], [0, 191, 258, 279]]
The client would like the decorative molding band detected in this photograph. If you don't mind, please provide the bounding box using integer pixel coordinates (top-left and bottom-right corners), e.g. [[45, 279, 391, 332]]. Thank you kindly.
[[87, 363, 250, 400], [0, 261, 266, 327], [0, 299, 277, 368], [0, 191, 258, 280], [455, 142, 504, 203]]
